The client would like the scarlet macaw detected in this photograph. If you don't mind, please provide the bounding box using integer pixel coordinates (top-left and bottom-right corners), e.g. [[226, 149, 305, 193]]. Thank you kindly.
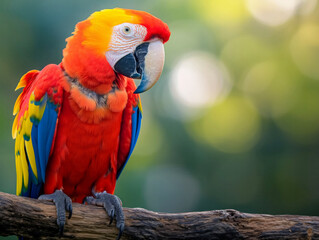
[[12, 8, 170, 238]]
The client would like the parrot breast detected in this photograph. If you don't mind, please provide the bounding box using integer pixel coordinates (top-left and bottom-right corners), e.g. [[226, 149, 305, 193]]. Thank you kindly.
[[44, 90, 124, 203]]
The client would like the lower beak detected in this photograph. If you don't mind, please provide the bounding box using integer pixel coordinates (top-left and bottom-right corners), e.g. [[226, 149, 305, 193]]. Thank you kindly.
[[114, 40, 165, 94]]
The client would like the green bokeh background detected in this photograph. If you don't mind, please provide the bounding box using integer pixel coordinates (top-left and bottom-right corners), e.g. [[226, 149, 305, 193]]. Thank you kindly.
[[1, 0, 319, 238]]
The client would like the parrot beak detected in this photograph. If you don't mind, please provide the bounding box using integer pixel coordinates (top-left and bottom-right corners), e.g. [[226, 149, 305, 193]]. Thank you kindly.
[[113, 40, 165, 94]]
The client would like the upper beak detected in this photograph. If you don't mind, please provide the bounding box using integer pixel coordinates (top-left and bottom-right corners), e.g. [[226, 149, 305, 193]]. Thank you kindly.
[[113, 40, 165, 94]]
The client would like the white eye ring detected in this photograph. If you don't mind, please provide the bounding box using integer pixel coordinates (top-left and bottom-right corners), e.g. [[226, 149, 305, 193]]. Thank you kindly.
[[122, 25, 132, 35]]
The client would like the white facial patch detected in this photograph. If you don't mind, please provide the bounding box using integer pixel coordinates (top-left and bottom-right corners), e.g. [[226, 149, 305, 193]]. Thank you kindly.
[[106, 23, 147, 68]]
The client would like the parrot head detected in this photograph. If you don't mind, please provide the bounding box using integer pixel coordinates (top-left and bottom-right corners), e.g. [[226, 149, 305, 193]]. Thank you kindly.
[[62, 8, 170, 94]]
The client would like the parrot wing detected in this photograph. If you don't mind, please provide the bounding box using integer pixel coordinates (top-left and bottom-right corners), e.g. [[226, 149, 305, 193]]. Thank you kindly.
[[116, 94, 142, 179], [12, 65, 64, 198]]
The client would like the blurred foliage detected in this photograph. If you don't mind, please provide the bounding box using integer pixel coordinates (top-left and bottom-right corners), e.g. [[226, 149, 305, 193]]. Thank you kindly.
[[1, 2, 319, 238]]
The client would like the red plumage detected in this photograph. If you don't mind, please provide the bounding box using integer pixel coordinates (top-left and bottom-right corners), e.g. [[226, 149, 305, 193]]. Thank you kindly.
[[44, 69, 137, 202]]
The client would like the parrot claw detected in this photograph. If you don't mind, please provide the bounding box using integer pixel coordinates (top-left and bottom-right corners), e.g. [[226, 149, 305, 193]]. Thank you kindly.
[[117, 223, 124, 240], [109, 208, 115, 225], [85, 191, 125, 240], [38, 190, 72, 237]]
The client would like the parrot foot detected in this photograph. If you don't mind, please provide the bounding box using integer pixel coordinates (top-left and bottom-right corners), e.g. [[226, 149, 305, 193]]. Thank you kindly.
[[38, 190, 72, 237], [84, 191, 124, 240]]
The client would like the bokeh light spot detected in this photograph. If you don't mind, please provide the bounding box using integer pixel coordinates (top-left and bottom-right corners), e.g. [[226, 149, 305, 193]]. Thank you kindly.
[[168, 51, 232, 121], [242, 61, 300, 117], [192, 0, 249, 26], [189, 96, 261, 153], [245, 0, 313, 26], [290, 23, 319, 80]]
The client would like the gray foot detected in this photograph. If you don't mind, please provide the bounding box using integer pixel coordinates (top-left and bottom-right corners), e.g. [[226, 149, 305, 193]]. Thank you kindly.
[[39, 190, 72, 236], [85, 191, 124, 240]]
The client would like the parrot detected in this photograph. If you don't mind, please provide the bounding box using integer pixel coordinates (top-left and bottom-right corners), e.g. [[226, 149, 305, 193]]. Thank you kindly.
[[12, 8, 170, 239]]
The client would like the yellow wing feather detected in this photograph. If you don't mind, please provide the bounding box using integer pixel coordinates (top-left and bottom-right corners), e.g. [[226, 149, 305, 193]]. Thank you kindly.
[[25, 138, 37, 179], [12, 114, 18, 139], [14, 91, 48, 195], [15, 150, 22, 196], [19, 133, 29, 190], [13, 93, 23, 116]]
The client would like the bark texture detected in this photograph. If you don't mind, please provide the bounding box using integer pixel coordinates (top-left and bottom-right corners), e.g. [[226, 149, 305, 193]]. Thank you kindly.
[[0, 192, 318, 239]]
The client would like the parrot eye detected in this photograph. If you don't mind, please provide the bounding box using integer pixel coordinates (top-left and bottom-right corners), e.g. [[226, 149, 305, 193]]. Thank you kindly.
[[122, 26, 132, 35]]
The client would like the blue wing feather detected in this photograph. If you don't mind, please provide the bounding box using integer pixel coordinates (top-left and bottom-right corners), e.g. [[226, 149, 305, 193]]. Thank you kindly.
[[30, 182, 43, 199], [22, 94, 59, 198], [45, 102, 58, 163], [31, 125, 41, 183], [116, 105, 142, 179], [36, 98, 58, 185]]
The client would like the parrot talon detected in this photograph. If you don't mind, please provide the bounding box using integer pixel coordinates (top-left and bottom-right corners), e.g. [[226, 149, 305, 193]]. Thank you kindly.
[[38, 190, 72, 237], [67, 203, 73, 219], [109, 208, 115, 225], [116, 223, 124, 240], [86, 191, 125, 239]]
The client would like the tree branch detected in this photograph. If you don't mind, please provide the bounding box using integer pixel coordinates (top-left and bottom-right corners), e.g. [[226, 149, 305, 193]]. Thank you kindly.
[[0, 192, 318, 239]]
